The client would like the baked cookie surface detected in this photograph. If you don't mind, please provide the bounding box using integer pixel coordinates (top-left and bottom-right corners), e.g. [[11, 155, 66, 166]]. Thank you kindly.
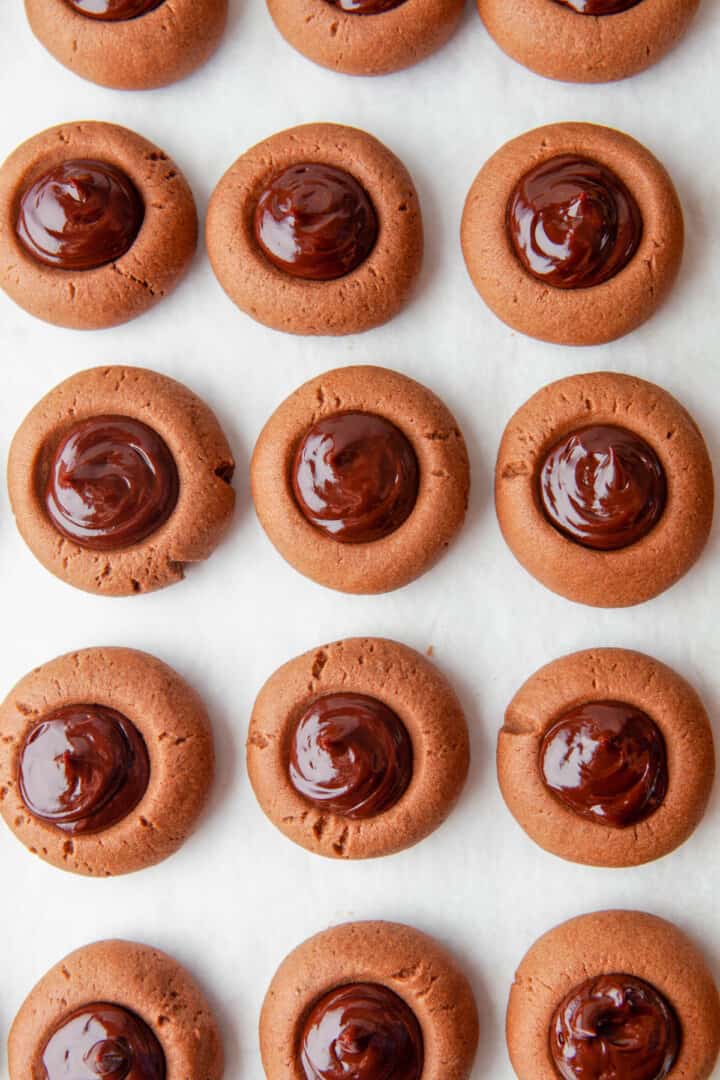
[[498, 648, 715, 867], [206, 124, 423, 336], [507, 910, 720, 1080], [8, 365, 235, 596], [251, 365, 469, 593], [9, 939, 224, 1079], [495, 371, 713, 606], [461, 123, 683, 346], [248, 637, 470, 859], [0, 647, 214, 876], [260, 921, 478, 1079]]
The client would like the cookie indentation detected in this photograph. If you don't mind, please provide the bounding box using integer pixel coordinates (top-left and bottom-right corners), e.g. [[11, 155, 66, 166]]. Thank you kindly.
[[42, 1002, 166, 1079]]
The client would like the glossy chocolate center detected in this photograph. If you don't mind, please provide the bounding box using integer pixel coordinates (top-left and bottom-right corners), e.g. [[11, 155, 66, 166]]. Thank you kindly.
[[44, 415, 179, 551], [551, 974, 680, 1080], [538, 424, 666, 550], [292, 412, 418, 543], [42, 1003, 166, 1079], [299, 983, 424, 1080], [554, 0, 643, 14], [18, 705, 149, 834], [540, 700, 667, 827], [63, 0, 165, 18], [289, 693, 413, 819], [507, 154, 642, 289], [254, 163, 377, 280], [16, 160, 143, 271], [324, 0, 408, 13]]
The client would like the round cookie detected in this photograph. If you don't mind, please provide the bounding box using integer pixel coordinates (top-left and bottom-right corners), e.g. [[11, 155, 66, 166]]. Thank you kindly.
[[507, 910, 720, 1080], [498, 648, 715, 867], [206, 123, 423, 336], [8, 364, 235, 596], [251, 365, 469, 593], [25, 0, 227, 90], [9, 939, 223, 1078], [248, 637, 470, 859], [261, 921, 479, 1079], [267, 0, 464, 76], [0, 121, 197, 329], [477, 0, 700, 84], [461, 122, 683, 346], [495, 371, 713, 607], [0, 647, 214, 877]]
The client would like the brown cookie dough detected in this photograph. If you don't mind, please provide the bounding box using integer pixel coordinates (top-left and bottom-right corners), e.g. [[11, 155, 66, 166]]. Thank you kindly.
[[267, 0, 464, 76], [251, 365, 469, 593], [507, 910, 720, 1080], [495, 372, 713, 607], [248, 637, 470, 859], [9, 939, 224, 1078], [261, 921, 479, 1079], [461, 122, 683, 346], [498, 648, 715, 868], [206, 123, 423, 336], [25, 0, 227, 90], [8, 365, 235, 597], [477, 0, 700, 84], [0, 121, 197, 329], [0, 647, 214, 877]]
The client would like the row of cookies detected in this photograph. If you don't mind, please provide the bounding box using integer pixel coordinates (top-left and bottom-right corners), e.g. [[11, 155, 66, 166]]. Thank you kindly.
[[5, 364, 713, 605], [25, 0, 702, 87], [0, 118, 685, 345], [7, 910, 720, 1077]]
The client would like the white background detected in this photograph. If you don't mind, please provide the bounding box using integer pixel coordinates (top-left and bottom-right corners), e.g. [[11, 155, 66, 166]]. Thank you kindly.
[[0, 0, 719, 1075]]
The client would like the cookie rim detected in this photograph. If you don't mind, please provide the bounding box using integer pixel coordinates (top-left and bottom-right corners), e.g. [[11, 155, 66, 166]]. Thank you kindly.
[[7, 364, 235, 597], [8, 938, 224, 1078], [476, 0, 700, 83], [506, 909, 720, 1080], [0, 121, 198, 330], [206, 123, 423, 336], [251, 364, 470, 594], [494, 371, 713, 607], [260, 920, 479, 1079], [24, 0, 228, 90], [266, 0, 464, 77], [460, 122, 684, 346], [0, 646, 214, 876], [247, 637, 470, 859], [497, 647, 715, 867]]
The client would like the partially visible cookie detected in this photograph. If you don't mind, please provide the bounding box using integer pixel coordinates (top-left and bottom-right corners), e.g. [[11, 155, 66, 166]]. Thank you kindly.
[[206, 123, 423, 336], [507, 910, 720, 1080], [251, 365, 469, 593], [248, 637, 470, 859], [25, 0, 227, 90], [9, 939, 224, 1079], [495, 371, 713, 607], [498, 648, 715, 867], [0, 122, 197, 329], [0, 647, 214, 876], [261, 921, 479, 1079], [8, 365, 235, 596]]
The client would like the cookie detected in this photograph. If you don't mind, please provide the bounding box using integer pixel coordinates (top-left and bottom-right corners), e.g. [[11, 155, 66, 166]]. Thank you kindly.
[[24, 0, 227, 90], [8, 939, 224, 1079], [498, 648, 715, 868], [260, 921, 479, 1079], [495, 371, 713, 607], [248, 637, 470, 859], [461, 122, 683, 345], [0, 647, 214, 877], [0, 121, 197, 329], [267, 0, 463, 76], [206, 123, 423, 336], [251, 365, 469, 593], [507, 910, 720, 1080], [8, 365, 235, 596], [477, 0, 700, 83]]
